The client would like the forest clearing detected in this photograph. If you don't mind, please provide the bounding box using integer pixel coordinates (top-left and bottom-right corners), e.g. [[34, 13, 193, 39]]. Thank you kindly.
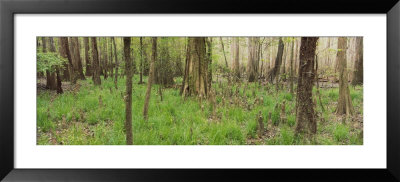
[[37, 37, 363, 145]]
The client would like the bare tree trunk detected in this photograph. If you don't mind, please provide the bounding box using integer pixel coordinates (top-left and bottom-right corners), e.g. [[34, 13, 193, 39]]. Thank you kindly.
[[123, 37, 133, 145], [268, 37, 284, 85], [336, 37, 354, 116], [71, 37, 86, 80], [48, 37, 63, 93], [247, 37, 260, 82], [111, 37, 119, 89], [352, 37, 363, 85], [42, 37, 57, 90], [143, 37, 157, 121], [60, 37, 76, 84], [219, 37, 229, 68], [90, 38, 101, 85], [295, 37, 318, 135], [182, 38, 208, 97]]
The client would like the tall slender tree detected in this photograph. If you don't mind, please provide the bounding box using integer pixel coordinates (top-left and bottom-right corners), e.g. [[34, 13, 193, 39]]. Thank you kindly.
[[268, 37, 284, 84], [71, 37, 86, 80], [336, 37, 354, 116], [295, 37, 319, 135], [91, 37, 101, 85], [42, 37, 57, 90], [60, 37, 75, 83], [139, 37, 144, 84], [49, 37, 63, 94], [143, 37, 157, 120], [123, 37, 133, 145]]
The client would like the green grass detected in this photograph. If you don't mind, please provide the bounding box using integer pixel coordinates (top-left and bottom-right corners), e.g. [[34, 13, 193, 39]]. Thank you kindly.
[[37, 76, 363, 145]]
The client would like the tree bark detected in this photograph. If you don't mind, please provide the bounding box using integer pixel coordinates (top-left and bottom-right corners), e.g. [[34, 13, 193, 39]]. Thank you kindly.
[[42, 37, 57, 90], [59, 37, 75, 83], [49, 37, 63, 93], [295, 37, 319, 135], [71, 37, 86, 80], [268, 37, 284, 84], [143, 37, 157, 121], [336, 37, 354, 116], [352, 37, 363, 85], [90, 38, 101, 85], [182, 37, 209, 97], [247, 37, 260, 82], [219, 37, 229, 68], [123, 37, 133, 145]]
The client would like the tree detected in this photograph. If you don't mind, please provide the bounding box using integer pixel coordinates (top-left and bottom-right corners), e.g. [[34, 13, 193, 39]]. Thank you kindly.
[[123, 37, 133, 145], [42, 37, 57, 90], [70, 37, 86, 80], [91, 37, 101, 85], [49, 37, 63, 94], [112, 37, 119, 89], [268, 37, 284, 84], [84, 37, 92, 76], [182, 37, 209, 97], [233, 37, 240, 82], [247, 37, 260, 82], [139, 37, 144, 84], [295, 37, 319, 135], [143, 37, 157, 120], [59, 37, 74, 83], [336, 37, 354, 116], [352, 37, 363, 85]]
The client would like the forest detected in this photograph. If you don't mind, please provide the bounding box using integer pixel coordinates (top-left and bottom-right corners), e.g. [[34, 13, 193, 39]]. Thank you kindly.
[[37, 36, 363, 145]]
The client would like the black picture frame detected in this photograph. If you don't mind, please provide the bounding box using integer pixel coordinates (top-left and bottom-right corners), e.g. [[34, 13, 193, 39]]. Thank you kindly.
[[1, 0, 399, 181]]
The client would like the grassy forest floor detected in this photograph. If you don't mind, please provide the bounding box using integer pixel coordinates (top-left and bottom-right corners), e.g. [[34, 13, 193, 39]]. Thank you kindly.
[[37, 75, 363, 145]]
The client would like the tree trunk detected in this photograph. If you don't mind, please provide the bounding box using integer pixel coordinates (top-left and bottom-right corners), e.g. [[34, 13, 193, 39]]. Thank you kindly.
[[295, 37, 319, 135], [233, 37, 240, 82], [59, 37, 75, 83], [247, 37, 260, 82], [123, 37, 133, 145], [84, 37, 92, 77], [268, 37, 284, 84], [143, 37, 157, 121], [219, 37, 229, 68], [352, 37, 363, 85], [42, 37, 57, 90], [112, 37, 119, 89], [48, 37, 63, 93], [182, 37, 208, 97], [336, 37, 354, 116], [71, 37, 86, 80], [103, 38, 109, 80], [91, 38, 101, 85]]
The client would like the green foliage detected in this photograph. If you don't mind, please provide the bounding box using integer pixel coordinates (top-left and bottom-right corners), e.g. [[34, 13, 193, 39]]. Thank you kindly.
[[36, 52, 67, 73]]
